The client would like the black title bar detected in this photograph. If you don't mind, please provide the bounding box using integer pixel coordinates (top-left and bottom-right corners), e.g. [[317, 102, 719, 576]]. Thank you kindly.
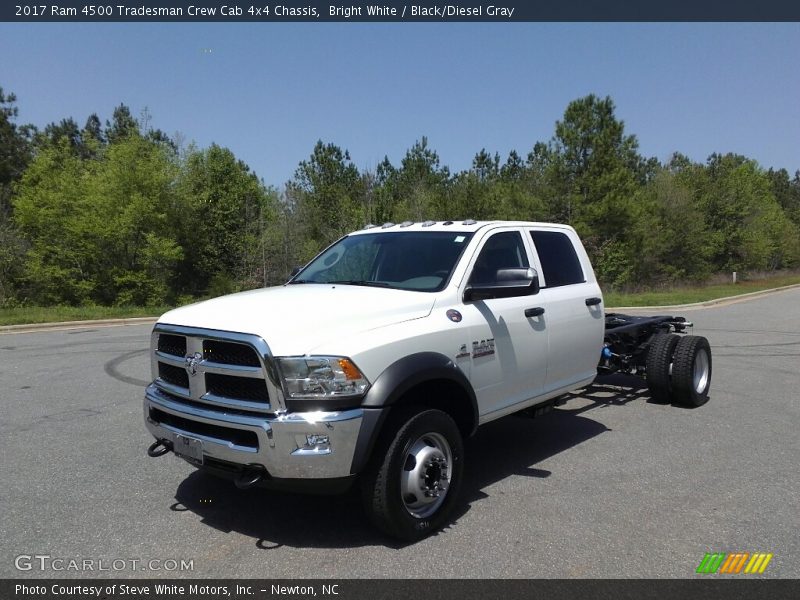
[[4, 1, 800, 22]]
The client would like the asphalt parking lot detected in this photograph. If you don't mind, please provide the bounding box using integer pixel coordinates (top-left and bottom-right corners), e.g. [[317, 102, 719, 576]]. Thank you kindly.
[[1, 288, 798, 578]]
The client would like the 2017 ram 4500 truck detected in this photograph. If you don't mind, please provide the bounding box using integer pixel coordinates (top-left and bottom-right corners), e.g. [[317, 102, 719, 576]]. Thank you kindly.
[[144, 220, 711, 540]]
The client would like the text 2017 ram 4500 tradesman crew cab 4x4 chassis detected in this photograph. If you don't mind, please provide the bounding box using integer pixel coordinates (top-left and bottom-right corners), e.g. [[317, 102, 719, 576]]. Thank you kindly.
[[145, 221, 711, 540]]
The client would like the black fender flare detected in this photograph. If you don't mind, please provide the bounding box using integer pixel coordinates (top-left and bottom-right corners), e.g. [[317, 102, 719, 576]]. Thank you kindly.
[[350, 352, 478, 474]]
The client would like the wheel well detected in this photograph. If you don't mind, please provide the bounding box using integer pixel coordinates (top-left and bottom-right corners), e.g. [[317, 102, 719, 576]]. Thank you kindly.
[[391, 378, 477, 438]]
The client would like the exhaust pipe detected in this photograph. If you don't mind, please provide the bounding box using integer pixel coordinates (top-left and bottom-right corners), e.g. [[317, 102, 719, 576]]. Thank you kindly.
[[147, 440, 172, 457], [235, 465, 266, 489]]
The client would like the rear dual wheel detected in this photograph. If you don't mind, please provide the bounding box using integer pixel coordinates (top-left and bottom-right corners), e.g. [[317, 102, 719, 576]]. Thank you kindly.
[[646, 333, 680, 402], [671, 335, 712, 407], [646, 334, 712, 407]]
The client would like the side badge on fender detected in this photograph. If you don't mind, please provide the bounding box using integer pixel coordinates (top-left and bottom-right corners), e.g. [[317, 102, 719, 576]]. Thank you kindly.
[[446, 309, 462, 323], [455, 344, 470, 359], [472, 339, 496, 358]]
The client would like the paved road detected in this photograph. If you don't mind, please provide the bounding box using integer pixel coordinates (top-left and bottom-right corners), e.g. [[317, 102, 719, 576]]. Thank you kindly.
[[2, 289, 798, 579]]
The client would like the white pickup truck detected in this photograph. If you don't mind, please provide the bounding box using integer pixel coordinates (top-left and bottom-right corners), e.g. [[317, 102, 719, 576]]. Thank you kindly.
[[144, 220, 711, 540]]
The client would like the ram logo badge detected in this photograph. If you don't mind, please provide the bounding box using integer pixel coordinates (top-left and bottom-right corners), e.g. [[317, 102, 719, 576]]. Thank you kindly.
[[184, 352, 203, 377]]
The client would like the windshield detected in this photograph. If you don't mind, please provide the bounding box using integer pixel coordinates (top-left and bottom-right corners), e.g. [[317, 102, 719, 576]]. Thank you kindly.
[[291, 231, 474, 292]]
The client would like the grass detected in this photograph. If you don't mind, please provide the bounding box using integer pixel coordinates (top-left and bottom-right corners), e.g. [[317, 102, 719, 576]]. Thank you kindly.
[[605, 274, 800, 307], [2, 273, 799, 325], [0, 305, 172, 327]]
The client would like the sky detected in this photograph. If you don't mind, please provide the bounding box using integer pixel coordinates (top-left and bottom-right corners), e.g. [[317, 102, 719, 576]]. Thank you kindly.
[[2, 22, 799, 187]]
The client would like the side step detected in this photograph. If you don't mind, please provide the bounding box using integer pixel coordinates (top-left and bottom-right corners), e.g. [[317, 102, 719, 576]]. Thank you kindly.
[[518, 396, 567, 419]]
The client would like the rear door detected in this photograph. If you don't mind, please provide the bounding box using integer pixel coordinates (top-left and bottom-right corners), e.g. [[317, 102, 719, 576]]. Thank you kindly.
[[526, 226, 605, 393]]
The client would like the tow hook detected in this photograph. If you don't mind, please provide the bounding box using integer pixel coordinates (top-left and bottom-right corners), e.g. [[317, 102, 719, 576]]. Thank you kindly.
[[235, 465, 266, 489], [147, 440, 172, 457]]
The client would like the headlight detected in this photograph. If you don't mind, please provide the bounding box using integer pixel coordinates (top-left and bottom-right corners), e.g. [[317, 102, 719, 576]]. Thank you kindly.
[[277, 356, 370, 399]]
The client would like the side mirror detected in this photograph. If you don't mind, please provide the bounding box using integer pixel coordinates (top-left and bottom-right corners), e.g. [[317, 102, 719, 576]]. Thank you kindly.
[[289, 266, 302, 278], [464, 267, 540, 302]]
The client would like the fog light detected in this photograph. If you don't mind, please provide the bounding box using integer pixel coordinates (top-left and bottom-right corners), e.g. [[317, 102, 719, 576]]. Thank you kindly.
[[292, 433, 332, 456], [306, 434, 330, 448]]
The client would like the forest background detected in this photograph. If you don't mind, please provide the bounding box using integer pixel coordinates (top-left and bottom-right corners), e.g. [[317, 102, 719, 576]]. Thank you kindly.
[[1, 88, 798, 311]]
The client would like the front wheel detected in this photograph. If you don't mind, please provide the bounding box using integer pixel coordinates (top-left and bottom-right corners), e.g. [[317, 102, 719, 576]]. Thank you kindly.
[[361, 408, 464, 541]]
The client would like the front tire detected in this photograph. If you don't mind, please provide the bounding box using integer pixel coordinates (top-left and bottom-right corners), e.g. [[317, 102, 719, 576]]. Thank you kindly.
[[361, 408, 464, 542]]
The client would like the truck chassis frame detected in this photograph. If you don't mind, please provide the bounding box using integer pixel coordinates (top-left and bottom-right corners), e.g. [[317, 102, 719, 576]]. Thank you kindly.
[[598, 313, 711, 407]]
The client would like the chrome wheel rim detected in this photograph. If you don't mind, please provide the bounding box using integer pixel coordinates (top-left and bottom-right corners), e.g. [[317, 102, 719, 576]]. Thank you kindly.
[[400, 432, 453, 519], [693, 348, 710, 393]]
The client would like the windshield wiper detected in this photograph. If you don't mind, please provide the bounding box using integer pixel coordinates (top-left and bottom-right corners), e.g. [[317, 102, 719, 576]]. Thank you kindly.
[[328, 280, 391, 288], [287, 279, 312, 284]]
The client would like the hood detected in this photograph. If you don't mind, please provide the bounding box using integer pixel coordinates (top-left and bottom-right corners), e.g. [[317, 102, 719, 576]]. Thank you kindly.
[[158, 284, 436, 356]]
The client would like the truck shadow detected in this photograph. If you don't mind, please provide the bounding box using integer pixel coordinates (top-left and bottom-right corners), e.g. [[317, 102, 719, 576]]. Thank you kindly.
[[559, 373, 654, 413], [171, 376, 651, 549]]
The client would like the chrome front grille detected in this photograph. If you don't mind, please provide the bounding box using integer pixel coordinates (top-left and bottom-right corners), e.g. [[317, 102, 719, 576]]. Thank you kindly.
[[150, 324, 284, 414], [205, 373, 269, 401], [158, 362, 189, 389], [202, 340, 261, 366], [157, 333, 187, 357]]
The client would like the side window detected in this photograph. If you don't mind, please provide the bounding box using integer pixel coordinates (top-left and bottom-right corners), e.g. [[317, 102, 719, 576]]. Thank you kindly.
[[469, 231, 529, 285], [530, 230, 585, 287]]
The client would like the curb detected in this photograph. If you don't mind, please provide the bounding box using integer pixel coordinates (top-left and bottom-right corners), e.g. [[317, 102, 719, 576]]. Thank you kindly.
[[607, 282, 800, 312], [0, 316, 157, 334]]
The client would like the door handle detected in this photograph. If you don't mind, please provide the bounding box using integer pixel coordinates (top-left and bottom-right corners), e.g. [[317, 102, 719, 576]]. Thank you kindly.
[[525, 307, 545, 318], [585, 297, 602, 306]]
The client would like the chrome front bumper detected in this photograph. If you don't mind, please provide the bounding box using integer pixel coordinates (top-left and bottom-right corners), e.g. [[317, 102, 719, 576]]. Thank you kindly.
[[144, 384, 363, 479]]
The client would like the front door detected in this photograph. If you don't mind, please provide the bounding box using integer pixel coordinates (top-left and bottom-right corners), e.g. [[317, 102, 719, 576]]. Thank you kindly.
[[459, 228, 549, 420]]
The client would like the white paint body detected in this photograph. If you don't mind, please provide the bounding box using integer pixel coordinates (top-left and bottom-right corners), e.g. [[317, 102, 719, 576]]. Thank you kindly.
[[158, 221, 605, 424]]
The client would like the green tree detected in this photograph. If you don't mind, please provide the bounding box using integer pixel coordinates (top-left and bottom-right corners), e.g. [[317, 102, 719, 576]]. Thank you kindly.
[[0, 87, 34, 304], [766, 167, 800, 227], [548, 95, 646, 285], [695, 154, 799, 272], [14, 132, 184, 305], [445, 150, 497, 220], [287, 141, 364, 260], [493, 152, 549, 222], [92, 133, 183, 304], [363, 156, 400, 226], [38, 118, 82, 151], [0, 87, 34, 213], [500, 150, 525, 181], [633, 169, 711, 284], [176, 143, 276, 295], [79, 114, 105, 159], [391, 137, 450, 221], [13, 138, 98, 304], [105, 104, 139, 143], [33, 114, 109, 161]]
